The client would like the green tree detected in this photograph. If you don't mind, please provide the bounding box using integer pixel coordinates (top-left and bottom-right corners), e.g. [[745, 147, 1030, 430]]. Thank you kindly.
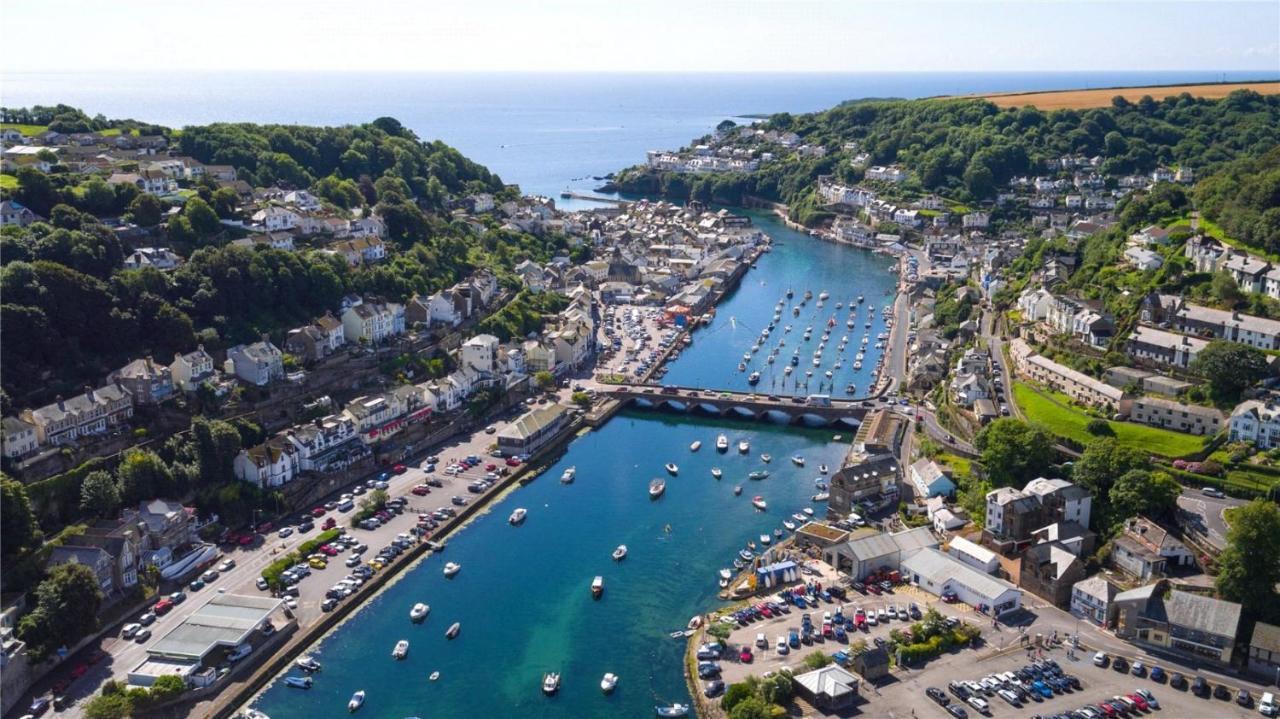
[[759, 673, 793, 704], [570, 391, 591, 408], [127, 193, 164, 227], [1, 475, 39, 557], [1107, 469, 1181, 525], [1216, 500, 1280, 623], [729, 697, 773, 719], [191, 417, 243, 485], [149, 674, 186, 700], [80, 469, 122, 518], [1211, 271, 1246, 307], [83, 694, 132, 719], [974, 419, 1055, 487], [706, 622, 733, 642], [721, 681, 758, 712], [184, 197, 221, 238], [1072, 437, 1150, 502], [18, 563, 104, 659], [534, 371, 555, 390], [210, 187, 240, 219], [15, 167, 58, 215], [802, 650, 833, 669], [117, 449, 174, 502], [1191, 340, 1270, 404]]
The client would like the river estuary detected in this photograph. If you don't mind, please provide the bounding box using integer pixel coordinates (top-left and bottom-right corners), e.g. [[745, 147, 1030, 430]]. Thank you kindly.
[[250, 213, 897, 718]]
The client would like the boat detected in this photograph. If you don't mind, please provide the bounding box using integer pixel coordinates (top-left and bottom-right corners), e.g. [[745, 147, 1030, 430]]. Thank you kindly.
[[716, 434, 729, 452], [239, 711, 270, 719], [284, 676, 313, 689], [348, 690, 365, 713], [825, 370, 833, 378], [786, 288, 794, 298], [656, 703, 690, 717], [410, 603, 430, 622], [738, 549, 754, 561], [819, 290, 830, 301], [689, 440, 701, 452], [759, 533, 771, 545], [733, 485, 743, 496], [738, 440, 750, 453], [747, 371, 761, 385], [783, 520, 797, 531], [612, 544, 628, 561], [561, 467, 576, 484], [159, 542, 219, 581], [601, 672, 618, 694], [748, 470, 769, 480], [791, 455, 806, 467], [737, 362, 746, 372], [295, 656, 322, 673], [542, 672, 561, 695], [802, 507, 815, 516], [812, 492, 830, 502], [719, 568, 732, 581], [792, 512, 808, 523], [784, 366, 793, 375], [793, 306, 801, 316], [733, 557, 746, 569], [665, 462, 679, 475], [591, 576, 604, 599], [857, 294, 865, 303], [711, 467, 722, 479], [509, 508, 527, 525], [443, 562, 461, 578], [649, 478, 666, 499], [760, 453, 772, 463], [429, 671, 440, 681], [392, 640, 409, 660], [752, 496, 768, 511], [774, 528, 784, 538], [803, 290, 813, 300], [818, 464, 829, 474], [446, 622, 461, 639]]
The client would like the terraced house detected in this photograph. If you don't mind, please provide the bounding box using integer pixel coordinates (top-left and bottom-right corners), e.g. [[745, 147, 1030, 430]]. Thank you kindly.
[[1129, 396, 1223, 435], [18, 383, 133, 447]]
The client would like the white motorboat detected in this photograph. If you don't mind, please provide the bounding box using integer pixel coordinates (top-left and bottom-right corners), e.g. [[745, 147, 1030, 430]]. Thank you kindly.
[[792, 512, 808, 523], [656, 703, 690, 717], [747, 371, 761, 385], [509, 508, 527, 525], [560, 466, 576, 484], [812, 492, 830, 502], [649, 478, 666, 499], [784, 366, 793, 375], [819, 290, 830, 301], [791, 455, 805, 467], [295, 655, 322, 672], [733, 485, 743, 496], [446, 622, 461, 639], [409, 603, 430, 622], [818, 464, 829, 474], [601, 672, 618, 693], [716, 434, 729, 451], [348, 690, 365, 712], [591, 576, 604, 599], [738, 440, 750, 454], [783, 520, 797, 531], [665, 462, 679, 475], [429, 671, 440, 681], [284, 676, 313, 689], [802, 507, 815, 516], [689, 440, 702, 452], [613, 544, 628, 561], [751, 496, 767, 511], [711, 467, 723, 479], [759, 533, 771, 545], [760, 453, 772, 463], [443, 562, 461, 578], [240, 711, 271, 719], [543, 672, 561, 695], [719, 568, 732, 581], [392, 639, 409, 660]]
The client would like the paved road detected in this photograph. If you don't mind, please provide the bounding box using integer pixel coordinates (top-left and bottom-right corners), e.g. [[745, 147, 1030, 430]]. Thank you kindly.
[[1176, 489, 1247, 552]]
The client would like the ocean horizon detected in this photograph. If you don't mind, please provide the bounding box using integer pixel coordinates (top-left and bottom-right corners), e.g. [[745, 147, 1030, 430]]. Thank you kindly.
[[2, 70, 1274, 198]]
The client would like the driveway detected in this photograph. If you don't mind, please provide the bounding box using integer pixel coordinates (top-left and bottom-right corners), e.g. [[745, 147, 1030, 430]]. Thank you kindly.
[[1177, 489, 1247, 551]]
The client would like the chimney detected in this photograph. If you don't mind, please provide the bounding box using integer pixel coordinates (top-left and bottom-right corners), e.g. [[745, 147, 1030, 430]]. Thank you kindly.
[[84, 385, 95, 401], [56, 395, 65, 411]]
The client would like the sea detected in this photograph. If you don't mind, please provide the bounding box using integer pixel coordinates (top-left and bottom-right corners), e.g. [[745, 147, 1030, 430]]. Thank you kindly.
[[3, 70, 1264, 717]]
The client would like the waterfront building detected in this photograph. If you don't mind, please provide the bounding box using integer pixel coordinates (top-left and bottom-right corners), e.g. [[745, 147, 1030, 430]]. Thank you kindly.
[[496, 405, 569, 457], [792, 664, 859, 711], [822, 526, 937, 579]]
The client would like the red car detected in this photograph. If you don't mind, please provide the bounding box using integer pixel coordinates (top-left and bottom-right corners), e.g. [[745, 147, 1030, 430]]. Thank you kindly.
[[1096, 702, 1117, 717], [739, 647, 754, 663], [153, 598, 175, 615], [411, 485, 431, 496], [257, 521, 273, 533], [310, 507, 326, 518], [321, 518, 336, 530], [318, 545, 338, 556], [505, 457, 521, 467], [866, 584, 882, 595], [238, 534, 255, 546], [1127, 694, 1148, 711], [393, 464, 407, 474], [485, 463, 497, 472]]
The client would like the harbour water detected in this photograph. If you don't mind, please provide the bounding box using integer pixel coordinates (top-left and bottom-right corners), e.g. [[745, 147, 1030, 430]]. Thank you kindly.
[[660, 208, 898, 397], [250, 412, 848, 718]]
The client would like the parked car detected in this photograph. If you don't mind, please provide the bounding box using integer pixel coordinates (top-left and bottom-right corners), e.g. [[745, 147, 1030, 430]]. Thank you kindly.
[[121, 623, 141, 639]]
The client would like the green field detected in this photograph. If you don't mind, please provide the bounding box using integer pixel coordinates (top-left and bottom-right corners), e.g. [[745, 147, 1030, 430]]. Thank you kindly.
[[0, 174, 17, 191], [1012, 382, 1206, 458], [0, 123, 47, 136]]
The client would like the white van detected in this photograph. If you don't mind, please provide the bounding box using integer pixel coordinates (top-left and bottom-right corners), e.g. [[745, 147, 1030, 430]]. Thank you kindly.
[[1260, 692, 1277, 716]]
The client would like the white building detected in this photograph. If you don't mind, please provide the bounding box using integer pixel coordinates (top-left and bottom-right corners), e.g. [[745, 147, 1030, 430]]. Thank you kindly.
[[342, 301, 406, 345], [1070, 575, 1117, 626], [1229, 398, 1280, 449], [901, 548, 1023, 615], [947, 536, 999, 574]]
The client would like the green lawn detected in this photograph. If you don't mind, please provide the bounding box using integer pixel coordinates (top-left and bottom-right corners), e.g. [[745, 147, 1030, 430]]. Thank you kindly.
[[0, 174, 17, 191], [0, 123, 47, 136], [937, 452, 973, 479], [1012, 382, 1206, 458]]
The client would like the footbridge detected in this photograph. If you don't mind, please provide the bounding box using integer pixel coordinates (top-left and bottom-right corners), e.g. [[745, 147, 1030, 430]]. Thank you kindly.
[[600, 384, 871, 428]]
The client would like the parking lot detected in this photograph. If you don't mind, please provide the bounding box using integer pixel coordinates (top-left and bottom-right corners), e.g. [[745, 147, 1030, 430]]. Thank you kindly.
[[597, 303, 679, 379]]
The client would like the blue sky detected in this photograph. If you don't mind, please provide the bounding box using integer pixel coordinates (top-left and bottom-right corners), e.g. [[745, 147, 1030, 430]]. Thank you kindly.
[[2, 0, 1277, 73]]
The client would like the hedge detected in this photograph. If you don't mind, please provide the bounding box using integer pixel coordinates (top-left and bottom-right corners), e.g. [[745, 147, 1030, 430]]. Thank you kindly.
[[261, 529, 341, 590], [26, 458, 109, 527]]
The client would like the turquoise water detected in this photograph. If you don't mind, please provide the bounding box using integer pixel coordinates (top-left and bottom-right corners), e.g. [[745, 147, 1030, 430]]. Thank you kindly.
[[660, 209, 898, 398], [251, 411, 847, 718]]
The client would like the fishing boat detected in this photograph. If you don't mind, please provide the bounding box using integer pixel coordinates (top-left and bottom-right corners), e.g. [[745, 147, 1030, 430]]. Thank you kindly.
[[759, 533, 771, 545], [791, 455, 806, 467], [601, 672, 618, 694], [560, 467, 576, 484], [284, 675, 313, 689], [348, 690, 365, 712], [410, 603, 430, 622], [818, 464, 829, 474], [733, 485, 743, 496], [392, 640, 409, 660], [664, 462, 679, 476], [711, 467, 722, 479], [295, 655, 322, 672], [747, 371, 761, 385], [783, 520, 797, 531], [738, 549, 754, 561], [649, 478, 666, 499], [812, 492, 830, 502], [509, 507, 527, 525], [591, 576, 604, 599], [748, 470, 769, 480], [716, 434, 729, 452], [689, 440, 702, 452], [445, 622, 461, 639], [752, 496, 768, 511], [760, 453, 772, 463], [443, 562, 461, 578], [738, 440, 750, 453], [542, 672, 561, 695], [656, 703, 690, 717], [612, 544, 628, 561]]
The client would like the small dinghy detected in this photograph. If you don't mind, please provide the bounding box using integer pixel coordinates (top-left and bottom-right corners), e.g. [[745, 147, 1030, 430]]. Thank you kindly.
[[664, 462, 679, 475], [542, 672, 560, 695], [689, 440, 701, 452], [295, 655, 322, 672], [733, 485, 743, 496], [711, 467, 722, 479], [429, 671, 440, 681], [612, 544, 627, 561], [601, 672, 618, 693], [392, 640, 409, 660], [284, 676, 313, 689], [348, 690, 365, 713], [445, 622, 460, 639], [409, 603, 430, 622]]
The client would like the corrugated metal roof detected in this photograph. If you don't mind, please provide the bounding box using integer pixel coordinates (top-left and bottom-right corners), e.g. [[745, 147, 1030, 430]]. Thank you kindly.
[[149, 594, 281, 661], [902, 548, 1020, 602]]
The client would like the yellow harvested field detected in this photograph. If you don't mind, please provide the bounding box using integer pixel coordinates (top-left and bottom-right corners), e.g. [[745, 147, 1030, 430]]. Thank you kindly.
[[962, 81, 1280, 109]]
